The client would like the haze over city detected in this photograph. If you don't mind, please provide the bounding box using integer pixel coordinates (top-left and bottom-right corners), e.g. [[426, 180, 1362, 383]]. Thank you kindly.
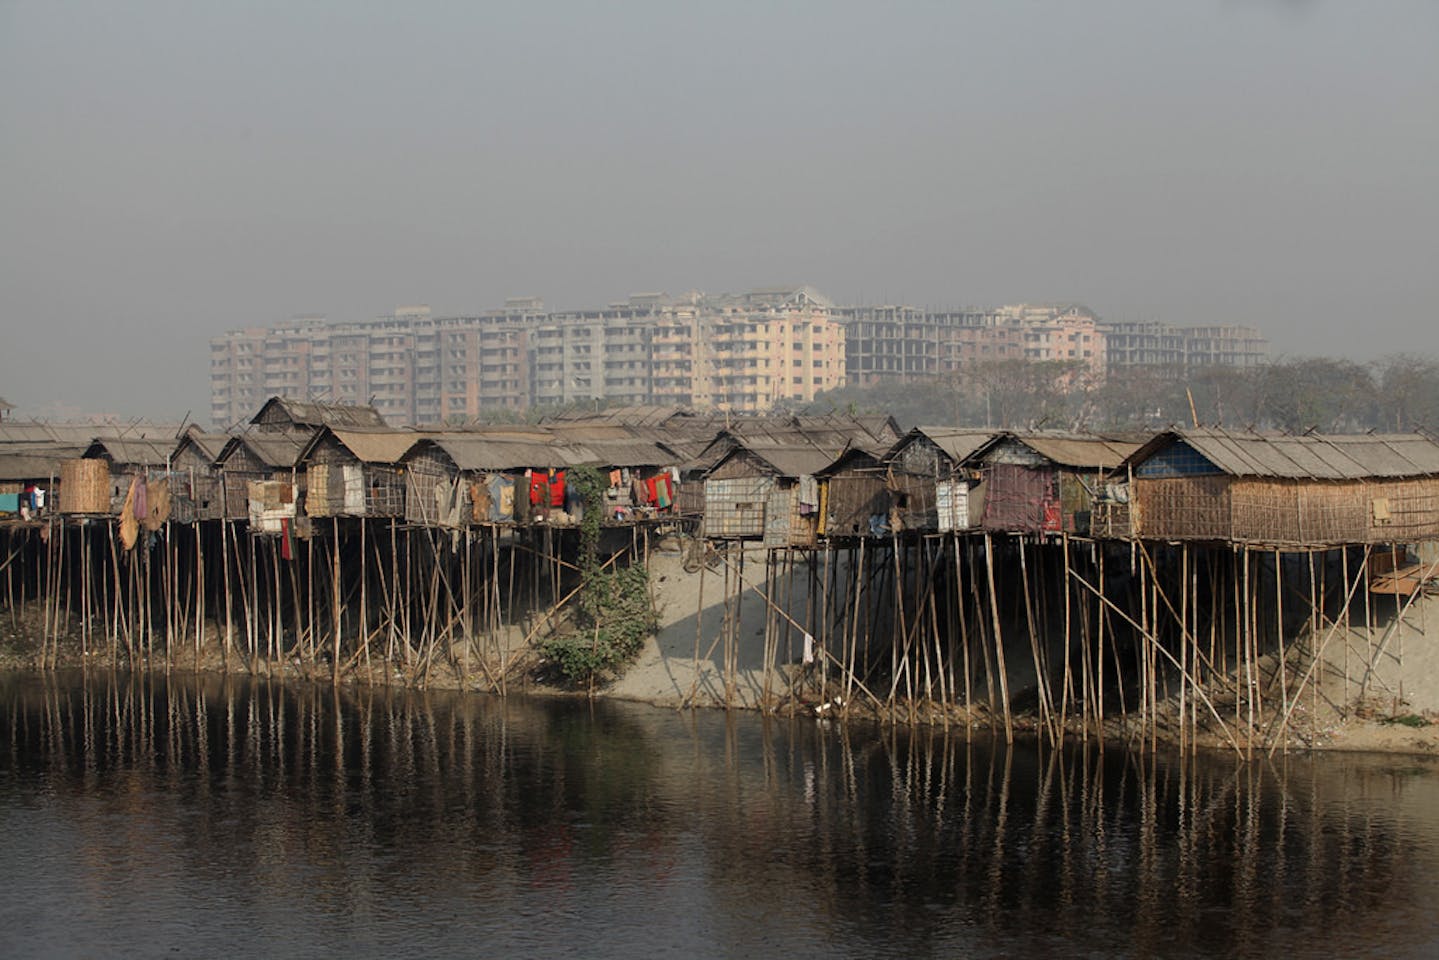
[[2, 0, 1436, 418]]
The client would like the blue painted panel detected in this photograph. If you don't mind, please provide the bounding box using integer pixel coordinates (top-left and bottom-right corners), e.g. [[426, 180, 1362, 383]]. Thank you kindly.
[[1135, 441, 1223, 478]]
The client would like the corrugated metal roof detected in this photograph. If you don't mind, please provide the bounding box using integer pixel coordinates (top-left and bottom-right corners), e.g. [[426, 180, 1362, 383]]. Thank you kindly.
[[1014, 433, 1141, 469], [1132, 429, 1439, 479]]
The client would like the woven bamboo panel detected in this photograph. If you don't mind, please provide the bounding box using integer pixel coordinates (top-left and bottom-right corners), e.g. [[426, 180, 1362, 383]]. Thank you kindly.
[[307, 464, 336, 518], [824, 474, 889, 537], [891, 473, 938, 532], [1363, 478, 1439, 542], [1132, 476, 1232, 541], [59, 458, 111, 514], [703, 477, 770, 539]]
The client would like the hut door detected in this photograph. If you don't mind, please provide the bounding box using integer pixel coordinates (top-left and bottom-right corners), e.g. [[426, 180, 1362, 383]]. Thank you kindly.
[[342, 465, 365, 515], [763, 484, 790, 548], [936, 480, 969, 532]]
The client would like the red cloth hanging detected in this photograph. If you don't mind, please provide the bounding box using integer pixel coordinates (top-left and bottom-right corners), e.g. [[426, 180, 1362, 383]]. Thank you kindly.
[[280, 518, 293, 560], [549, 469, 566, 508], [530, 475, 548, 506], [645, 476, 659, 505]]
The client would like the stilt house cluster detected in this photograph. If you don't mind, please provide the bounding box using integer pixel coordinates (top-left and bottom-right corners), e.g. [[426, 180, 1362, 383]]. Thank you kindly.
[[6, 395, 1439, 760]]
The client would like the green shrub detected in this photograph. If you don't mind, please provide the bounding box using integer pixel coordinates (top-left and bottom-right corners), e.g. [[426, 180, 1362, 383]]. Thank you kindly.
[[540, 467, 657, 685]]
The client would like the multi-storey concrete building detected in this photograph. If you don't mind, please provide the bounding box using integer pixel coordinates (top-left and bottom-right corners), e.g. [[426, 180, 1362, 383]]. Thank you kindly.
[[832, 303, 1103, 386], [210, 288, 847, 425], [1099, 320, 1268, 368], [210, 289, 1265, 426]]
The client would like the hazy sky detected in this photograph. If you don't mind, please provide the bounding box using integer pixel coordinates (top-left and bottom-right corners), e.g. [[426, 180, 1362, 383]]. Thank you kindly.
[[2, 0, 1436, 417]]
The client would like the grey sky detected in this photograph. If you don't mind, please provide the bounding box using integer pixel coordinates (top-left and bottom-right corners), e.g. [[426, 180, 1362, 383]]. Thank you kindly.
[[2, 0, 1436, 418]]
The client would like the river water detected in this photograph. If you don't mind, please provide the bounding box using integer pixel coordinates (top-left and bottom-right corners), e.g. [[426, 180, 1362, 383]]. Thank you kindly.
[[1, 672, 1436, 959]]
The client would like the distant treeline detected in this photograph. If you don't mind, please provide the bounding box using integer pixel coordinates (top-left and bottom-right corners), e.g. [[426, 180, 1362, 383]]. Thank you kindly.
[[803, 356, 1439, 434]]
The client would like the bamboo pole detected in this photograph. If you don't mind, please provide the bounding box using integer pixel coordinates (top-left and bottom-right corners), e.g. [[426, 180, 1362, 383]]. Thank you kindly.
[[983, 533, 1013, 743]]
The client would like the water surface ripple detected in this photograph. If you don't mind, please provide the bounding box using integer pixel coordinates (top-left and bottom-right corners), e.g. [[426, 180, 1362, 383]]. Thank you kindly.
[[1, 672, 1436, 959]]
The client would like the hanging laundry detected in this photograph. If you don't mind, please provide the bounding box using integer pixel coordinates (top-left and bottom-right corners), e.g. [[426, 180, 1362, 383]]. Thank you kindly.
[[280, 518, 293, 560], [119, 480, 139, 551], [471, 481, 492, 523], [132, 476, 148, 521], [655, 475, 672, 509], [645, 475, 660, 505], [549, 469, 566, 508], [529, 473, 549, 506], [489, 474, 514, 522], [798, 474, 818, 511], [608, 468, 622, 487], [631, 476, 648, 506]]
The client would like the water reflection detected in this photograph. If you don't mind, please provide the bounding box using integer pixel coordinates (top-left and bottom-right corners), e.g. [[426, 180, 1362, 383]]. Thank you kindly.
[[1, 671, 1436, 959]]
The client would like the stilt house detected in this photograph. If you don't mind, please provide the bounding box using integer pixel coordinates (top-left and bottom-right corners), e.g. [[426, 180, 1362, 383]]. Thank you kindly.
[[1120, 429, 1439, 547], [880, 427, 1000, 534], [298, 427, 421, 520], [974, 432, 1139, 536]]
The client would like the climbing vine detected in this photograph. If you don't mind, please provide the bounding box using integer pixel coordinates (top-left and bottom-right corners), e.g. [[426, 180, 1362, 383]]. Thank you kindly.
[[540, 465, 657, 685]]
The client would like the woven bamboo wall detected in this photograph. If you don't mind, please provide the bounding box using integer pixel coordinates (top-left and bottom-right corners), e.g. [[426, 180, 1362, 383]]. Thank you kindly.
[[823, 473, 889, 537], [365, 468, 405, 518], [890, 473, 938, 532], [170, 448, 223, 522], [1231, 479, 1338, 544], [1132, 476, 1232, 541], [404, 452, 456, 526], [1363, 477, 1439, 541], [59, 459, 111, 514], [1233, 477, 1439, 545], [1091, 501, 1132, 539], [1133, 476, 1439, 545], [703, 476, 771, 539]]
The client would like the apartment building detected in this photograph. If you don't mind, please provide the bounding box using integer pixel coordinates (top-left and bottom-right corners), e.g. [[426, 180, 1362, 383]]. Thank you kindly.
[[833, 303, 1102, 386], [211, 290, 1265, 426], [210, 289, 847, 425], [1100, 320, 1268, 368]]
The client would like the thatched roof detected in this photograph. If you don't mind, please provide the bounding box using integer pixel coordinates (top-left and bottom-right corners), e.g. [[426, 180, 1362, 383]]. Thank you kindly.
[[172, 431, 230, 463], [217, 432, 308, 470], [1010, 433, 1141, 470], [413, 431, 679, 473], [0, 443, 87, 481], [709, 440, 847, 479], [413, 436, 596, 472], [83, 437, 176, 467], [0, 421, 183, 444], [250, 396, 386, 430], [892, 427, 1000, 467], [301, 428, 426, 465]]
